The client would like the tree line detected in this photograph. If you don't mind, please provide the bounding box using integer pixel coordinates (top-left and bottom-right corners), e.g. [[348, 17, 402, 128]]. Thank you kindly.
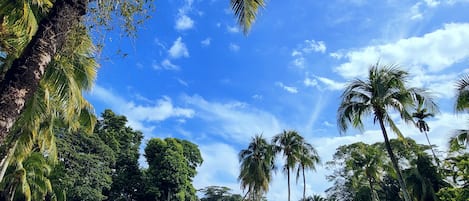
[[236, 65, 468, 201]]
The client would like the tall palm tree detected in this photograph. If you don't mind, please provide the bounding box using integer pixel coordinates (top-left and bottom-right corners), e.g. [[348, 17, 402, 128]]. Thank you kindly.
[[296, 141, 320, 201], [272, 130, 304, 201], [238, 135, 274, 201], [412, 100, 440, 166], [0, 24, 97, 183], [337, 64, 436, 201]]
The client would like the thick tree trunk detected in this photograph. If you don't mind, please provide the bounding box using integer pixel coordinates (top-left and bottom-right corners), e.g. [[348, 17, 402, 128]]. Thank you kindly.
[[0, 0, 88, 146], [378, 118, 412, 201]]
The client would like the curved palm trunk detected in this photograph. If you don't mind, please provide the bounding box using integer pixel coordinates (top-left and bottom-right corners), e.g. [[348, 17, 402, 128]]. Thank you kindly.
[[377, 118, 412, 201], [302, 166, 306, 201], [287, 167, 291, 201], [424, 131, 440, 167], [0, 0, 88, 146]]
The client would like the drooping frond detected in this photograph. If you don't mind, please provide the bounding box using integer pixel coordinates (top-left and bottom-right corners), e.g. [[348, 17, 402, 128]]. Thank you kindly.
[[455, 74, 469, 112], [230, 0, 265, 34]]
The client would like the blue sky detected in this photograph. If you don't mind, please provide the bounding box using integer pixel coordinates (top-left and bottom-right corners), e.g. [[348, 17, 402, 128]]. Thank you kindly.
[[86, 0, 469, 200]]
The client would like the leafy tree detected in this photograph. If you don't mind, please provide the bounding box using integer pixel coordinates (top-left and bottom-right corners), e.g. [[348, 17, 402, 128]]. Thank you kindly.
[[326, 142, 387, 201], [438, 153, 469, 201], [94, 110, 145, 201], [296, 141, 320, 200], [199, 186, 243, 201], [272, 130, 304, 201], [238, 135, 274, 201], [337, 63, 436, 201], [144, 138, 202, 201], [49, 128, 115, 201]]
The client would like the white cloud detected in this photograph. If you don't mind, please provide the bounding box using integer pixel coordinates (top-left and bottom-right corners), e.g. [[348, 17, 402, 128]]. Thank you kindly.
[[154, 59, 180, 71], [176, 78, 188, 87], [302, 40, 327, 53], [175, 15, 194, 31], [229, 43, 240, 52], [316, 76, 346, 91], [424, 0, 440, 7], [182, 95, 284, 143], [169, 37, 189, 59], [90, 85, 194, 133], [304, 78, 318, 87], [334, 23, 469, 79], [276, 82, 299, 94], [290, 40, 326, 69], [227, 25, 240, 33], [252, 94, 263, 100], [201, 38, 211, 46]]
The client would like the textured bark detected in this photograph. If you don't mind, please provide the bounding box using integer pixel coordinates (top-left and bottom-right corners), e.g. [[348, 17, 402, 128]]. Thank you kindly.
[[0, 0, 88, 145], [378, 117, 412, 201]]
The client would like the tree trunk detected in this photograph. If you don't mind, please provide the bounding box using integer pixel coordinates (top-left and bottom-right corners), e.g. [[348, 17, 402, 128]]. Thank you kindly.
[[0, 0, 88, 146], [302, 166, 306, 201], [424, 131, 440, 167], [378, 117, 412, 201], [287, 167, 291, 201]]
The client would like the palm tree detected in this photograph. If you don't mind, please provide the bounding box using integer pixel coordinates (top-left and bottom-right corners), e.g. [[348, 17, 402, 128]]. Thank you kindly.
[[272, 130, 304, 201], [296, 142, 320, 201], [238, 135, 274, 201], [337, 63, 436, 201], [412, 100, 440, 166]]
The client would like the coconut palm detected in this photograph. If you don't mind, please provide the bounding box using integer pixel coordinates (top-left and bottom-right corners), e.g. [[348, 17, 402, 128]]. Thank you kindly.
[[272, 130, 304, 201], [0, 24, 97, 184], [296, 141, 320, 201], [337, 64, 436, 201], [412, 100, 440, 166], [238, 135, 274, 201]]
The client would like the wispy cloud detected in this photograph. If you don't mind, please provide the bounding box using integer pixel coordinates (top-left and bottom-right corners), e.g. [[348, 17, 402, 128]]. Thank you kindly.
[[175, 15, 194, 31], [175, 0, 195, 31], [182, 95, 284, 143], [227, 25, 240, 33], [90, 85, 194, 133], [169, 37, 189, 59], [291, 39, 327, 68], [201, 37, 211, 46], [153, 59, 180, 71], [229, 43, 240, 52], [276, 82, 298, 94]]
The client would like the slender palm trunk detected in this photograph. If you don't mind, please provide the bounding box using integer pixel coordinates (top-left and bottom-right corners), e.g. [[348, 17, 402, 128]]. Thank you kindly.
[[377, 118, 412, 201], [302, 166, 306, 200], [424, 131, 440, 167], [0, 0, 88, 146], [287, 167, 291, 201]]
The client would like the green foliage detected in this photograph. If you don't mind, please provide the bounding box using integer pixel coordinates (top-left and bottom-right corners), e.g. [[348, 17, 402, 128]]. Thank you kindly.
[[199, 186, 243, 201], [238, 135, 275, 201], [94, 109, 145, 201], [144, 137, 203, 201], [50, 129, 115, 201]]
